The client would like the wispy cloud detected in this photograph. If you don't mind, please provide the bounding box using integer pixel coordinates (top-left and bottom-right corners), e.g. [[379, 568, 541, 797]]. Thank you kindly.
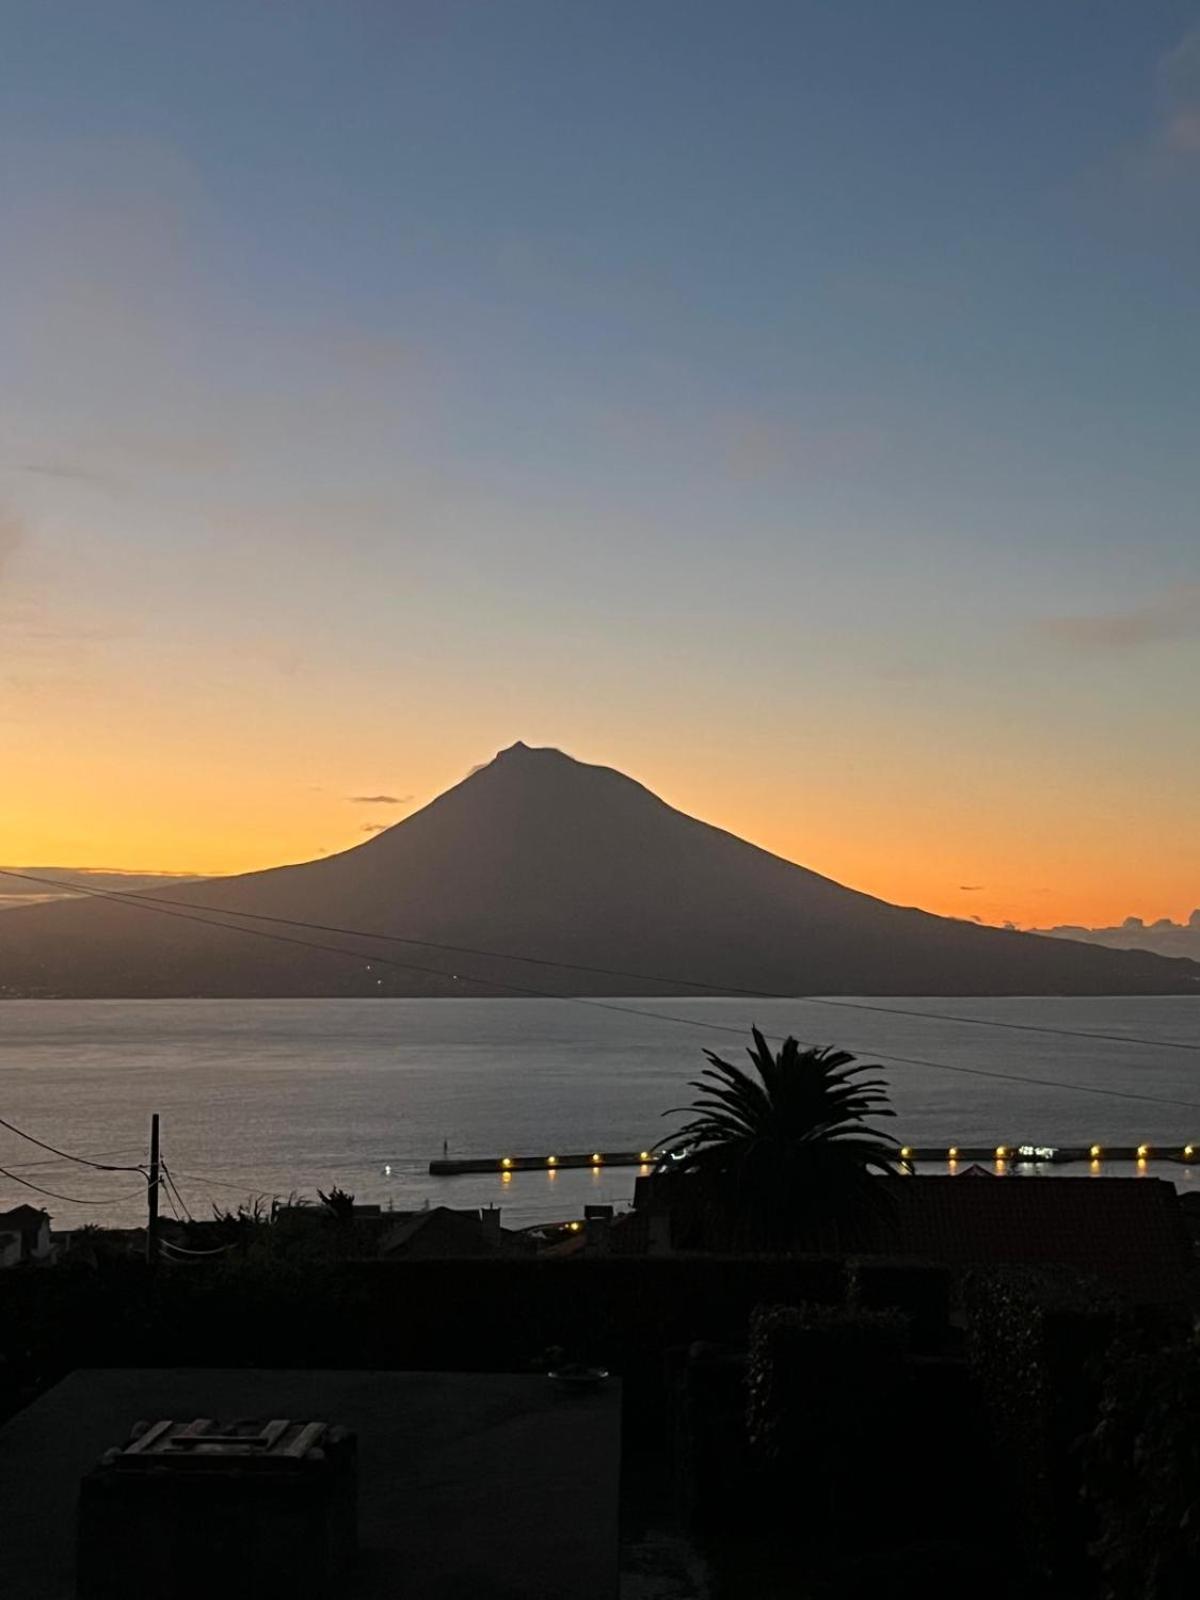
[[1160, 28, 1200, 156], [0, 506, 26, 580], [361, 823, 390, 834], [1037, 911, 1200, 960], [1033, 583, 1200, 653], [350, 793, 411, 805], [16, 460, 119, 490], [1112, 27, 1200, 191], [596, 401, 888, 485], [959, 885, 983, 892]]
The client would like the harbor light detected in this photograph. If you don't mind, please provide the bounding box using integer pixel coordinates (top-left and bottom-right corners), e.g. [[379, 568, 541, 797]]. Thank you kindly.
[[1185, 1145, 1196, 1161], [500, 1157, 513, 1169], [591, 1152, 602, 1165], [900, 1147, 913, 1160], [546, 1155, 557, 1166], [1137, 1144, 1151, 1159], [640, 1151, 651, 1161], [1090, 1145, 1103, 1159], [568, 1221, 581, 1232], [947, 1147, 958, 1160], [995, 1146, 1008, 1160]]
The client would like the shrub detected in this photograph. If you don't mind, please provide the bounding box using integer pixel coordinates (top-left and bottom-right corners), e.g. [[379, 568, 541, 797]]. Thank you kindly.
[[1081, 1325, 1200, 1600], [963, 1266, 1125, 1581], [747, 1301, 910, 1551]]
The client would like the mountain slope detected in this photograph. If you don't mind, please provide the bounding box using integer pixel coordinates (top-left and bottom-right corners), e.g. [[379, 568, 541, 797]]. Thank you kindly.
[[1, 742, 1197, 997]]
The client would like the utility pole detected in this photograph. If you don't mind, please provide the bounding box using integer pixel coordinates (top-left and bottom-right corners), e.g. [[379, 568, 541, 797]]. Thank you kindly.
[[146, 1113, 160, 1266]]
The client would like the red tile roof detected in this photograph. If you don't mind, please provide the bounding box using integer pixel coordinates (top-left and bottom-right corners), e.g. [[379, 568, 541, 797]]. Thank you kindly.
[[874, 1176, 1190, 1303], [619, 1175, 1192, 1303]]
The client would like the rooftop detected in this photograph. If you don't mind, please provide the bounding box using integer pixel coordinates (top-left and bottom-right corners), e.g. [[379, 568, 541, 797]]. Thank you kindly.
[[0, 1368, 621, 1599], [627, 1174, 1193, 1302]]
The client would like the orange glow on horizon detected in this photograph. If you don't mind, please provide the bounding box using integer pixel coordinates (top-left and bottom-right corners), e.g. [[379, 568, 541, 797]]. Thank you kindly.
[[2, 723, 1194, 931], [5, 6, 1200, 958]]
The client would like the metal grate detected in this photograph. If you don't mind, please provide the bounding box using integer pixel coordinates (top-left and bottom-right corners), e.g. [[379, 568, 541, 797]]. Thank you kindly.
[[113, 1417, 335, 1469]]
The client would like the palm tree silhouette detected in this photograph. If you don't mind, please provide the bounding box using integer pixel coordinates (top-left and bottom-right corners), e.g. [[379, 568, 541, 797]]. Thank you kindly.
[[658, 1027, 902, 1250]]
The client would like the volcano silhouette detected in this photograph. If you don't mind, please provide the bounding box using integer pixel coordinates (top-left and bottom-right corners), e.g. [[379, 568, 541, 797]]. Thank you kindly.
[[1, 743, 1197, 998]]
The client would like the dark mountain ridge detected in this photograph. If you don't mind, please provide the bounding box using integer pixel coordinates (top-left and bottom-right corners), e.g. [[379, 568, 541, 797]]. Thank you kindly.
[[1, 742, 1197, 998]]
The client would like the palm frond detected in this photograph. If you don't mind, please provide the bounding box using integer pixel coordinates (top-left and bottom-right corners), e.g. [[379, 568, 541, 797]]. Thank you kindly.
[[656, 1028, 902, 1248]]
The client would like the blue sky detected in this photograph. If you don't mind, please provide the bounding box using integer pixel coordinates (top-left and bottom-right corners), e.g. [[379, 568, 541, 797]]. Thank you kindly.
[[2, 2, 1198, 925]]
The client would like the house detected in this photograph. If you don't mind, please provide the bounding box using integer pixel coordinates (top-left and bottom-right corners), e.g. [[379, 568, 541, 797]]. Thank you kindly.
[[539, 1204, 666, 1259], [379, 1206, 535, 1260], [265, 1200, 533, 1258], [0, 1205, 54, 1266], [874, 1175, 1191, 1303], [623, 1174, 1192, 1304]]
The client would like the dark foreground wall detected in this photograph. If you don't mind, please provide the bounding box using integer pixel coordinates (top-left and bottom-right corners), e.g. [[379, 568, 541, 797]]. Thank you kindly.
[[0, 1255, 888, 1425]]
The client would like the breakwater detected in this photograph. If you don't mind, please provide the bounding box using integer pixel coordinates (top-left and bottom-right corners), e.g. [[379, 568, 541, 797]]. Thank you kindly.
[[430, 1141, 1198, 1176]]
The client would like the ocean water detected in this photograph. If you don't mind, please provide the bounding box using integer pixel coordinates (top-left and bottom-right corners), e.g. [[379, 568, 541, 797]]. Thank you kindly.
[[1, 996, 1198, 1229]]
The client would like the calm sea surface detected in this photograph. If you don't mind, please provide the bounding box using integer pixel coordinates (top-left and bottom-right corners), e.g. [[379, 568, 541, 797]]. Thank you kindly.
[[1, 996, 1199, 1229]]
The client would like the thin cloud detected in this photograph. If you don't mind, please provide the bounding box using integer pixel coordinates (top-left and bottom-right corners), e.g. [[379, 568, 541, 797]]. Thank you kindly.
[[350, 793, 411, 805], [959, 885, 984, 892], [361, 823, 390, 834], [17, 459, 118, 490], [1161, 28, 1200, 155], [1037, 911, 1200, 961], [1033, 583, 1200, 653], [0, 506, 26, 580], [1113, 26, 1200, 189]]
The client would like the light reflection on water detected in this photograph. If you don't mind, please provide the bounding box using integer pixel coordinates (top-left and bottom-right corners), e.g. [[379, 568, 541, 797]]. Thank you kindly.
[[0, 995, 1197, 1227]]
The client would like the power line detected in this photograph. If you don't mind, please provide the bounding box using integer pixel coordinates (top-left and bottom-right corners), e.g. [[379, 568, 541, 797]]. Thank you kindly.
[[0, 1146, 146, 1174], [648, 1022, 1200, 1113], [160, 1174, 183, 1223], [0, 1163, 145, 1206], [158, 1237, 235, 1258], [163, 1168, 185, 1220], [814, 1045, 1200, 1115], [155, 1160, 188, 1224], [161, 1164, 194, 1223], [5, 872, 830, 1054], [2, 870, 771, 994], [0, 1115, 146, 1172], [1, 871, 548, 999], [2, 865, 1198, 1054], [800, 994, 1200, 1054], [169, 1169, 275, 1198], [3, 869, 1200, 1114]]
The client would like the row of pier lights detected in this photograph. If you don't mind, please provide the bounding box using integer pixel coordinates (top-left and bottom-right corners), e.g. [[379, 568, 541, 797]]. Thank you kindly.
[[897, 1142, 1199, 1169], [502, 1152, 653, 1166], [487, 1142, 1199, 1176], [498, 1151, 658, 1177]]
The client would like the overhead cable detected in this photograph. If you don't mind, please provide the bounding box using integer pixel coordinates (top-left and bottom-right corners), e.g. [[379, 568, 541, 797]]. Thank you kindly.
[[1, 865, 1197, 1054]]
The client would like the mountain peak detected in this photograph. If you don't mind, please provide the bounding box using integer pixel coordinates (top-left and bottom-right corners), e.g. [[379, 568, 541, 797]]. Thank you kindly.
[[2, 744, 1197, 998], [489, 741, 584, 772], [449, 744, 632, 810], [496, 740, 555, 759]]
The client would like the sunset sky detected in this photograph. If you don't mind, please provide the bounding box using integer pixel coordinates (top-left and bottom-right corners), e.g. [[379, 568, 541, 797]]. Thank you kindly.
[[3, 2, 1198, 930]]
